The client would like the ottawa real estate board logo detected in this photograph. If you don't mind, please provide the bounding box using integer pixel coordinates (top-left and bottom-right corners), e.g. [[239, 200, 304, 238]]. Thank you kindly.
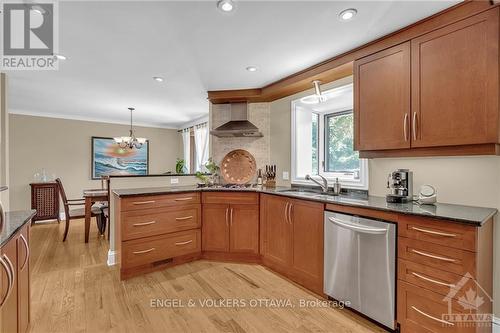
[[1, 1, 59, 70]]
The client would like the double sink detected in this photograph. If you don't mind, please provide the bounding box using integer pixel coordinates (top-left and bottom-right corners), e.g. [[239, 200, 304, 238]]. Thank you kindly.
[[276, 188, 369, 205]]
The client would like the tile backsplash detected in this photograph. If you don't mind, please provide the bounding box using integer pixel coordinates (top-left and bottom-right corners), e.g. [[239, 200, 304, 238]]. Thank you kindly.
[[210, 103, 270, 183]]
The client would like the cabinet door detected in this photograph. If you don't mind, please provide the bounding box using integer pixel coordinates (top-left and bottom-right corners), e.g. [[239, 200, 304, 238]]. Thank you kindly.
[[229, 204, 259, 254], [202, 204, 230, 252], [411, 9, 499, 147], [354, 42, 411, 151], [289, 199, 324, 294], [1, 237, 18, 333], [260, 195, 292, 268], [18, 225, 30, 333]]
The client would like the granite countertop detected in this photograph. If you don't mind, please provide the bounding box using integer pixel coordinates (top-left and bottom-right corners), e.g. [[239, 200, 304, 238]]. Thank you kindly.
[[112, 186, 497, 226], [1, 210, 36, 247]]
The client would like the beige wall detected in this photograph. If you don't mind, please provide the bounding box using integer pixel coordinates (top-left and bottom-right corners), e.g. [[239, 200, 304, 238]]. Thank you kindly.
[[269, 87, 500, 317], [9, 114, 182, 211]]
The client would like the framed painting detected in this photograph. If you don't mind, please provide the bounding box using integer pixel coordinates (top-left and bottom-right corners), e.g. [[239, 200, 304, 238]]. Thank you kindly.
[[91, 136, 149, 179]]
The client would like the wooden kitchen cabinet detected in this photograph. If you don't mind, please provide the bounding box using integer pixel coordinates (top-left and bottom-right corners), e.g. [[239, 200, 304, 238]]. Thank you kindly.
[[411, 9, 499, 148], [355, 7, 500, 158], [202, 193, 259, 259], [1, 234, 19, 333], [17, 225, 30, 333], [289, 199, 324, 294], [229, 204, 259, 254], [260, 194, 291, 269], [260, 194, 324, 295], [354, 42, 411, 151], [202, 204, 230, 252]]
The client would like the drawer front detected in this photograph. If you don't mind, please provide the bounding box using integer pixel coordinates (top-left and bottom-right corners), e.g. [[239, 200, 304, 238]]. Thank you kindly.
[[399, 238, 475, 276], [398, 281, 476, 333], [398, 259, 477, 299], [122, 205, 201, 240], [399, 215, 476, 252], [122, 229, 201, 268], [202, 192, 259, 205], [121, 192, 200, 211]]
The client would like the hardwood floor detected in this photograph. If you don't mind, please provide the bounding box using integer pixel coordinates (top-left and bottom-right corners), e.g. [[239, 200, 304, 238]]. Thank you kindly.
[[29, 219, 386, 333]]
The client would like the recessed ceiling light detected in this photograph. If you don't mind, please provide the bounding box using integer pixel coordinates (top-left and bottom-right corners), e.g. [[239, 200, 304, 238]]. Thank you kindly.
[[217, 0, 234, 12], [339, 8, 357, 21], [246, 66, 257, 72], [54, 54, 66, 60], [153, 76, 164, 82]]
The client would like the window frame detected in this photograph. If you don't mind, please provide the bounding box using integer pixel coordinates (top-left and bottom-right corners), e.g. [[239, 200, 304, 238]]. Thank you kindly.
[[291, 88, 368, 190]]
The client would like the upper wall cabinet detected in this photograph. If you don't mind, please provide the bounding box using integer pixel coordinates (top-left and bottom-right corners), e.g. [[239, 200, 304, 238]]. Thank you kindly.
[[354, 42, 411, 151], [354, 8, 499, 157], [411, 9, 499, 148]]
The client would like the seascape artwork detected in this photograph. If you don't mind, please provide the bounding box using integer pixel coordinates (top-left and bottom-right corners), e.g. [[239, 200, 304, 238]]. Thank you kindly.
[[92, 137, 149, 179]]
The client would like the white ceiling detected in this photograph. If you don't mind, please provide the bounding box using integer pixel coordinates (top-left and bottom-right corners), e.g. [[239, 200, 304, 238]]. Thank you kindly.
[[6, 0, 460, 128]]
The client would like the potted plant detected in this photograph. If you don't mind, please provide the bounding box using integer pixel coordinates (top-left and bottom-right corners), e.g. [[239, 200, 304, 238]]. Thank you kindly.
[[175, 158, 186, 174]]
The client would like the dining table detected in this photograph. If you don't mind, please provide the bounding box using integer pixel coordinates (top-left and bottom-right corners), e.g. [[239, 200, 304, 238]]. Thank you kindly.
[[82, 189, 109, 243]]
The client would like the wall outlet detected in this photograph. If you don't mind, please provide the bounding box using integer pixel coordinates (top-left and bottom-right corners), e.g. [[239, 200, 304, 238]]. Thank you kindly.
[[170, 178, 179, 184], [282, 171, 289, 180]]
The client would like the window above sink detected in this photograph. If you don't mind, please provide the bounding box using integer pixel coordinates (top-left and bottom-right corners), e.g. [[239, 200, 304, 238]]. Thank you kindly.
[[291, 77, 368, 189]]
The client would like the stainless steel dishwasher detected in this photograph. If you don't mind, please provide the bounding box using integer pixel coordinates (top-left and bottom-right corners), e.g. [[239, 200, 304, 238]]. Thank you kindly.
[[324, 211, 396, 330]]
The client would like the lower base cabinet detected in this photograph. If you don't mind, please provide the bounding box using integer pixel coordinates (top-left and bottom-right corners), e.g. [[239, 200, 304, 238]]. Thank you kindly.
[[202, 193, 260, 259], [1, 223, 31, 333], [260, 194, 324, 295]]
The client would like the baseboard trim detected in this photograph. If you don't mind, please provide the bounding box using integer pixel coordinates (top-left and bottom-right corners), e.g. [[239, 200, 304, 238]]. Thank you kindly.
[[59, 212, 66, 221], [107, 250, 117, 266]]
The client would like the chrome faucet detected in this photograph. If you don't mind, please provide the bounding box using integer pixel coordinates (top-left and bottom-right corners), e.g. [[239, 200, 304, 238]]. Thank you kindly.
[[305, 174, 329, 193]]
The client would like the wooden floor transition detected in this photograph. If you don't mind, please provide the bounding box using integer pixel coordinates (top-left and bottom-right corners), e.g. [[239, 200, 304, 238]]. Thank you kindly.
[[29, 218, 386, 333]]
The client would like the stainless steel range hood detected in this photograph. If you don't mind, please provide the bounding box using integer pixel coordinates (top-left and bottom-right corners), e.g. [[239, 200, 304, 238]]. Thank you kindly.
[[210, 102, 263, 138]]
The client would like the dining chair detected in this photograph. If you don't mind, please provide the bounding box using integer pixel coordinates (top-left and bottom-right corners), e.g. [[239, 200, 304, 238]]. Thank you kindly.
[[55, 178, 104, 242]]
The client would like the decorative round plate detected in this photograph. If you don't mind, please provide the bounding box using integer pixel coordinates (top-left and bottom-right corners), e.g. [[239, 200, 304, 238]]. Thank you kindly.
[[221, 149, 257, 184]]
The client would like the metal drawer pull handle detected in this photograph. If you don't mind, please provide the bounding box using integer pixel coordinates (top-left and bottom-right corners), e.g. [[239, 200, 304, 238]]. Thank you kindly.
[[133, 200, 155, 205], [133, 248, 155, 254], [0, 256, 12, 308], [2, 255, 14, 304], [328, 217, 387, 235], [411, 249, 457, 263], [20, 234, 30, 270], [412, 112, 418, 141], [284, 202, 289, 224], [133, 221, 156, 227], [403, 113, 409, 141], [175, 216, 193, 221], [288, 203, 293, 224], [175, 197, 193, 201], [411, 306, 454, 326], [411, 226, 457, 238], [175, 240, 193, 246], [411, 272, 456, 288]]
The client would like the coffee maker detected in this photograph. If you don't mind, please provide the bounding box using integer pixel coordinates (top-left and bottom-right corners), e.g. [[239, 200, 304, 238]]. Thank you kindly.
[[386, 169, 413, 203]]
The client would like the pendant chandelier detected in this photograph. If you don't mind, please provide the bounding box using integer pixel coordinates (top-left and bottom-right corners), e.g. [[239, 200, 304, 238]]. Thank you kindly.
[[114, 107, 147, 149]]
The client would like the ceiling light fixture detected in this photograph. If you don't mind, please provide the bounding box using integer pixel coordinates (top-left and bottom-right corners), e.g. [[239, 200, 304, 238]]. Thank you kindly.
[[246, 66, 257, 72], [153, 76, 164, 82], [339, 8, 357, 21], [313, 80, 326, 103], [217, 0, 234, 12], [54, 54, 66, 60], [114, 107, 147, 149]]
